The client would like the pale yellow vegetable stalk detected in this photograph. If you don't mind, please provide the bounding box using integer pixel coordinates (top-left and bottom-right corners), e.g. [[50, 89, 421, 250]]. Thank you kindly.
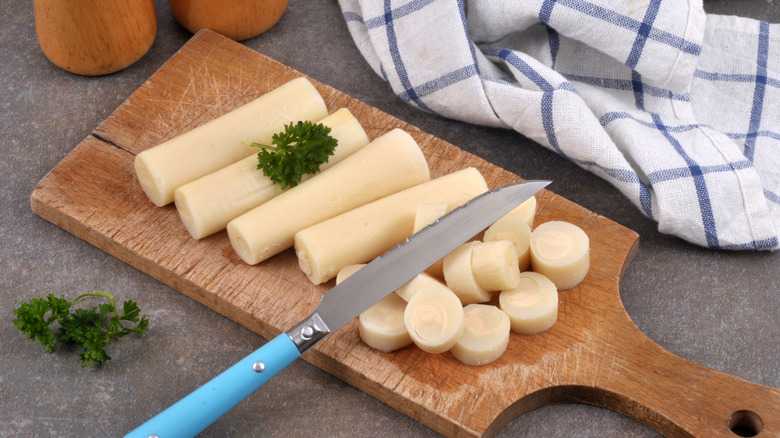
[[404, 284, 465, 354], [227, 128, 430, 265], [451, 304, 511, 366], [529, 221, 590, 290], [174, 108, 369, 239], [294, 167, 488, 285], [135, 77, 328, 206]]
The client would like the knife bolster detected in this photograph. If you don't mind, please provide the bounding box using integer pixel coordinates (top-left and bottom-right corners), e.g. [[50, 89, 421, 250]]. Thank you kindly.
[[287, 312, 331, 353]]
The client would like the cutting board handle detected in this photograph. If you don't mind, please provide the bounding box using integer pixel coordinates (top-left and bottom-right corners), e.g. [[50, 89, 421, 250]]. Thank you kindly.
[[551, 310, 780, 437], [500, 202, 780, 438]]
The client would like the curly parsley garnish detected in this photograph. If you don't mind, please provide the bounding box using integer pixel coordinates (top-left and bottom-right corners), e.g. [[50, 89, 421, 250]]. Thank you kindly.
[[251, 121, 338, 190], [12, 291, 149, 367]]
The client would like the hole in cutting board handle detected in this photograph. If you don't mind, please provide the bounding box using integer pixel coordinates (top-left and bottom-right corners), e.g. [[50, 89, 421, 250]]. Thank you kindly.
[[728, 410, 763, 437]]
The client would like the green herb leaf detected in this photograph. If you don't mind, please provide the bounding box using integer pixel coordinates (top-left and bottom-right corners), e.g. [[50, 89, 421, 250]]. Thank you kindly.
[[12, 291, 149, 367], [252, 121, 338, 190], [11, 294, 71, 353]]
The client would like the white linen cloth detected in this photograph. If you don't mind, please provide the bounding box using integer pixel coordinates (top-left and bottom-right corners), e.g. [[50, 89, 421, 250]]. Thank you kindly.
[[338, 0, 779, 250]]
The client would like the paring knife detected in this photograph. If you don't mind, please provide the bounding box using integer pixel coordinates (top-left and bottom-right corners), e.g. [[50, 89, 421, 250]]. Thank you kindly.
[[125, 180, 550, 438]]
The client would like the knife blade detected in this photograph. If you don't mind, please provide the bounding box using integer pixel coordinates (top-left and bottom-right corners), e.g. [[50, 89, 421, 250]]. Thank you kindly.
[[125, 179, 550, 438]]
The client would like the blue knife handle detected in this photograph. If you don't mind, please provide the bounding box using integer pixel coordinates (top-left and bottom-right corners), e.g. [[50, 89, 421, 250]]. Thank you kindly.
[[124, 333, 301, 438]]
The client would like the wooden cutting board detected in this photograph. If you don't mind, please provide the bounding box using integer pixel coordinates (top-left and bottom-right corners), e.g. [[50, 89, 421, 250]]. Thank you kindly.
[[30, 30, 780, 437]]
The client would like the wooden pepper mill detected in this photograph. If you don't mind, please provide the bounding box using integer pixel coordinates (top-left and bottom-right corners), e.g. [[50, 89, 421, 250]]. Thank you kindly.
[[168, 0, 288, 41], [33, 0, 157, 76]]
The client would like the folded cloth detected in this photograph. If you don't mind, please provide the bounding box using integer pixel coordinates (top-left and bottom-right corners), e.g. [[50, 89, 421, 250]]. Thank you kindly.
[[339, 0, 779, 250]]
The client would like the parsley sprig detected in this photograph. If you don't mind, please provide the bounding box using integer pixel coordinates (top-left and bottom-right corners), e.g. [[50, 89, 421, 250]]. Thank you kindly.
[[12, 291, 149, 367], [252, 121, 338, 190]]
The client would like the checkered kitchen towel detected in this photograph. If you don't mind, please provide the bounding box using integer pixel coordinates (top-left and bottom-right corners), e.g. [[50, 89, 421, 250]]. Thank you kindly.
[[339, 0, 779, 250]]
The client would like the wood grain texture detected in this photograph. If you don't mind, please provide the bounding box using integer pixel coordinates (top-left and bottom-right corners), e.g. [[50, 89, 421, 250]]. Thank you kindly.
[[30, 30, 780, 437], [33, 0, 157, 75], [168, 0, 288, 41]]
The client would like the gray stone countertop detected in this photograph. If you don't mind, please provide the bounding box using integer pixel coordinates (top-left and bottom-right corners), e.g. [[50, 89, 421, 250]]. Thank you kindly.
[[1, 1, 777, 437]]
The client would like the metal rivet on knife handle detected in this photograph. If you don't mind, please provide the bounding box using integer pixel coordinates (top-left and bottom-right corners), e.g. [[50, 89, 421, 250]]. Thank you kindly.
[[286, 312, 330, 353], [252, 361, 265, 373]]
